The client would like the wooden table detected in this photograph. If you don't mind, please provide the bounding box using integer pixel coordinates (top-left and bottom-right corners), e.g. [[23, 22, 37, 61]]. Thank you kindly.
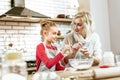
[[27, 66, 120, 80], [28, 74, 120, 80]]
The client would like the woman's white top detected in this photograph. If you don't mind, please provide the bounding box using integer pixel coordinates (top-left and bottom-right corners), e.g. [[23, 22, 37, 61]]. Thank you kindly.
[[62, 32, 102, 60]]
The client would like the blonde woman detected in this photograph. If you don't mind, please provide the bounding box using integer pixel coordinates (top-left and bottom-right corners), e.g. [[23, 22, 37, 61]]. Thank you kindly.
[[62, 11, 102, 65]]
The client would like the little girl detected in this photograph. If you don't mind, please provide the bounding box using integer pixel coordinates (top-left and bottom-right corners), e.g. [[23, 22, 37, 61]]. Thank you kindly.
[[36, 20, 81, 72]]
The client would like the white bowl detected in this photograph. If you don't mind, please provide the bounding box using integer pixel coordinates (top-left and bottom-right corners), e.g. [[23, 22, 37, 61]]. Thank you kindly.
[[69, 58, 93, 70]]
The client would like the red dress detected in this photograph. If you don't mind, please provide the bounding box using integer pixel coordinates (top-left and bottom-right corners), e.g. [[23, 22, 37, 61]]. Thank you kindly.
[[36, 43, 65, 72]]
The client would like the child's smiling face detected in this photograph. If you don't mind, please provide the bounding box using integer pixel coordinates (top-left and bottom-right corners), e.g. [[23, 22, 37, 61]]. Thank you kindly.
[[44, 26, 58, 43]]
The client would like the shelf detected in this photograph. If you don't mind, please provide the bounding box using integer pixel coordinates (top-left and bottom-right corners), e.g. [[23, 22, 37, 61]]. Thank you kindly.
[[27, 67, 36, 71], [49, 18, 72, 23], [57, 36, 64, 39], [0, 17, 72, 23], [0, 17, 44, 23]]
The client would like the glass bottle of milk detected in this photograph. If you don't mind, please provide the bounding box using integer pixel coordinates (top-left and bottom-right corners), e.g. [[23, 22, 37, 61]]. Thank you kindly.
[[102, 51, 115, 66], [2, 48, 27, 80]]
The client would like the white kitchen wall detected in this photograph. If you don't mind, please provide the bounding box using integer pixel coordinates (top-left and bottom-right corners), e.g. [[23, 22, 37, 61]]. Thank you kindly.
[[0, 0, 71, 61], [78, 0, 90, 11], [89, 0, 111, 53], [108, 0, 120, 54], [25, 0, 78, 18], [0, 0, 11, 15]]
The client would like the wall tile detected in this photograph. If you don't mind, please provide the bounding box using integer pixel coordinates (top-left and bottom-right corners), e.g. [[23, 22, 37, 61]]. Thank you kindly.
[[0, 30, 5, 34], [0, 26, 12, 29], [18, 30, 31, 34], [24, 26, 36, 30], [6, 22, 19, 26], [6, 30, 18, 34], [18, 22, 30, 26], [12, 26, 25, 30]]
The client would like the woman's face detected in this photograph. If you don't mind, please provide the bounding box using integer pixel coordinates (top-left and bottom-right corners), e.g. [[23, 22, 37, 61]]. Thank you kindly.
[[45, 26, 58, 43], [73, 18, 84, 34]]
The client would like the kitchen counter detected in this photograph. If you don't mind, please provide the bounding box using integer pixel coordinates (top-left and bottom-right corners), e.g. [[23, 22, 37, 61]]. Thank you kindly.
[[28, 75, 33, 80], [27, 73, 120, 80], [27, 66, 120, 80]]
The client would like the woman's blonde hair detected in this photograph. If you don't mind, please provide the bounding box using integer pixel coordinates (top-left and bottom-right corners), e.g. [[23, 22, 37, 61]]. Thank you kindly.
[[71, 11, 95, 34], [40, 19, 56, 41]]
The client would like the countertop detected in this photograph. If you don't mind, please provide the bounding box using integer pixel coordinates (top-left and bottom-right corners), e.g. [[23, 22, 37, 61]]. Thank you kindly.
[[27, 74, 120, 80], [27, 66, 120, 80]]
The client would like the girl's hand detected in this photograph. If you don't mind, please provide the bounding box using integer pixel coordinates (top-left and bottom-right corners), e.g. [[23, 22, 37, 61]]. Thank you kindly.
[[70, 42, 82, 57], [80, 48, 91, 58], [72, 42, 82, 53], [62, 42, 82, 64], [61, 45, 71, 54]]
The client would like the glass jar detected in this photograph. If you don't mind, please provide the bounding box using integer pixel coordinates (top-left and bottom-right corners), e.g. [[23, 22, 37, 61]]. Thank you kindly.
[[102, 51, 115, 66], [2, 48, 27, 80]]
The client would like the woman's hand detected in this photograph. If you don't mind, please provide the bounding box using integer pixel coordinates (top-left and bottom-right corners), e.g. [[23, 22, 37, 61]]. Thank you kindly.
[[80, 48, 92, 58]]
